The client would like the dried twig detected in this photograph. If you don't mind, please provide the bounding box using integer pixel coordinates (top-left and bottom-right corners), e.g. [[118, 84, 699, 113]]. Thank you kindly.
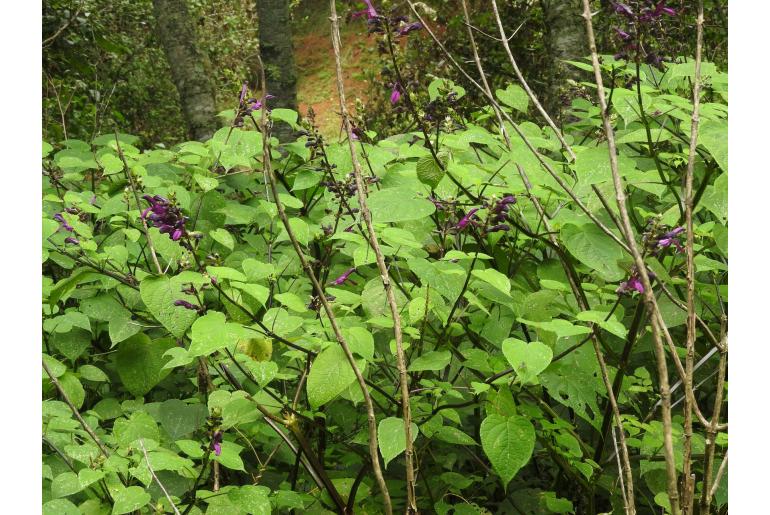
[[329, 2, 416, 511], [578, 3, 679, 513], [139, 438, 182, 515], [681, 2, 705, 510], [490, 0, 576, 161]]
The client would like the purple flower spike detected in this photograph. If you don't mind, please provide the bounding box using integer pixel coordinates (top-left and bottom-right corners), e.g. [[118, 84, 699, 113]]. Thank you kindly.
[[174, 299, 199, 311], [614, 27, 632, 40], [398, 21, 423, 36], [331, 267, 357, 286], [142, 195, 187, 242], [653, 1, 676, 16], [657, 226, 685, 252], [54, 213, 74, 232], [64, 237, 80, 245], [390, 86, 401, 105], [456, 208, 480, 230], [239, 82, 248, 104], [487, 224, 510, 233], [210, 431, 223, 456], [363, 0, 378, 18], [616, 267, 652, 296], [613, 2, 634, 17]]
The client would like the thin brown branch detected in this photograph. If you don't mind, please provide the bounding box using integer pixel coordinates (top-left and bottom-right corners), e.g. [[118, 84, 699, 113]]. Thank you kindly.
[[517, 165, 635, 514], [329, 2, 416, 512], [681, 3, 705, 511], [490, 0, 576, 161], [139, 438, 182, 515], [578, 3, 679, 513]]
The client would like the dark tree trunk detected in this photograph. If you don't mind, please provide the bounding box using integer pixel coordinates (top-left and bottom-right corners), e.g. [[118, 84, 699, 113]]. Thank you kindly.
[[256, 0, 298, 141], [152, 0, 218, 141], [540, 0, 588, 122]]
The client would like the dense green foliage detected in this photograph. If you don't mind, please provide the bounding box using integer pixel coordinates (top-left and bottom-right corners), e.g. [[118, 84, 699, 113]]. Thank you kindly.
[[42, 1, 728, 513], [43, 50, 727, 512]]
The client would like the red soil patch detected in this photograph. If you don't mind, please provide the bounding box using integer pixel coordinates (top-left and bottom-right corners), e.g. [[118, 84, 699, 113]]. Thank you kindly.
[[294, 23, 378, 139]]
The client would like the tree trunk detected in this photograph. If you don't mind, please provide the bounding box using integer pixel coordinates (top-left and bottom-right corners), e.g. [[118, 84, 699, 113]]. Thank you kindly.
[[152, 0, 218, 141], [256, 0, 298, 141], [540, 0, 587, 122]]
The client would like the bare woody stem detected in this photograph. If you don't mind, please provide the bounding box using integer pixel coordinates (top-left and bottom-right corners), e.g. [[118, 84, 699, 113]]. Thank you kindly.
[[579, 3, 679, 513], [254, 48, 393, 515], [139, 438, 182, 515], [681, 2, 705, 513], [329, 2, 418, 512], [489, 0, 576, 161], [460, 0, 510, 148]]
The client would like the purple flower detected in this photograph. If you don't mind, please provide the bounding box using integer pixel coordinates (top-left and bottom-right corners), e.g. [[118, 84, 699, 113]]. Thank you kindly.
[[142, 195, 188, 242], [53, 213, 74, 232], [210, 431, 223, 456], [653, 1, 676, 17], [174, 299, 200, 311], [616, 273, 645, 295], [239, 82, 248, 104], [613, 2, 634, 17], [657, 226, 685, 252], [64, 237, 80, 245], [614, 27, 632, 40], [397, 21, 423, 37], [351, 0, 379, 20], [390, 85, 402, 105], [331, 267, 357, 286], [455, 208, 479, 230], [487, 224, 510, 233]]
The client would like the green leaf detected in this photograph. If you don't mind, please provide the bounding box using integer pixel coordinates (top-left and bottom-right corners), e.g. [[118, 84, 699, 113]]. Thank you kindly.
[[113, 411, 159, 447], [434, 426, 477, 446], [210, 228, 235, 250], [43, 499, 79, 515], [140, 276, 198, 338], [271, 108, 300, 128], [51, 471, 82, 498], [408, 350, 452, 372], [111, 486, 151, 514], [378, 417, 419, 468], [114, 334, 175, 396], [214, 441, 245, 471], [307, 344, 366, 408], [576, 310, 628, 338], [416, 154, 446, 188], [699, 121, 728, 172], [502, 338, 553, 384], [188, 311, 246, 357], [228, 485, 272, 514], [472, 268, 511, 296], [194, 174, 219, 192], [480, 415, 535, 487], [560, 224, 625, 281], [367, 187, 436, 223], [496, 84, 529, 113], [58, 372, 85, 409]]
